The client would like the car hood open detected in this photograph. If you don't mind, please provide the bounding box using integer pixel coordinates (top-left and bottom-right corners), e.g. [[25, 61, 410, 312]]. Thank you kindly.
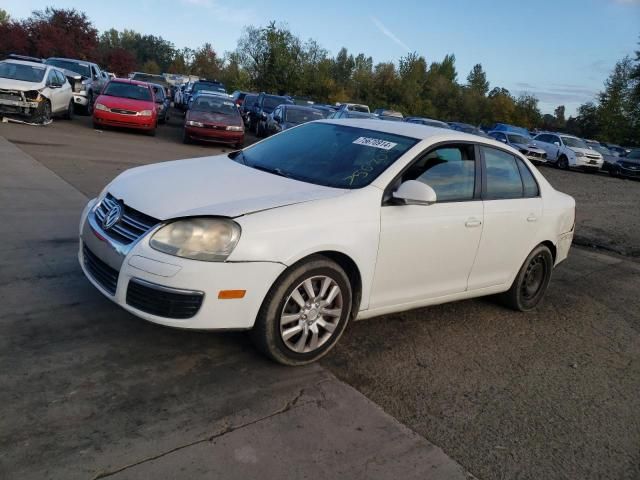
[[108, 155, 347, 220]]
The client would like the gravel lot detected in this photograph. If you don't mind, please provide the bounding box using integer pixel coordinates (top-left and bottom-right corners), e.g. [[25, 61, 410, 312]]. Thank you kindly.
[[539, 167, 640, 257], [1, 116, 639, 479]]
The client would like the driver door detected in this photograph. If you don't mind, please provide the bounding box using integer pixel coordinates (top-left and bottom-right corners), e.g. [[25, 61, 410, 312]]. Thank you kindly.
[[369, 143, 484, 309]]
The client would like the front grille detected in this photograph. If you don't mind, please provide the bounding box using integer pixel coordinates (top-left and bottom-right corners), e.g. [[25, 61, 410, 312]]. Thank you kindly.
[[83, 245, 119, 295], [0, 90, 22, 102], [126, 279, 204, 319], [586, 154, 600, 160], [111, 108, 137, 115], [94, 193, 159, 245]]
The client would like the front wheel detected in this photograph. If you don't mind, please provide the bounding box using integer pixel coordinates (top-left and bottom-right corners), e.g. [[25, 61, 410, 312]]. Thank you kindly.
[[86, 93, 94, 115], [557, 156, 569, 170], [499, 244, 553, 311], [63, 99, 74, 120], [252, 255, 353, 366]]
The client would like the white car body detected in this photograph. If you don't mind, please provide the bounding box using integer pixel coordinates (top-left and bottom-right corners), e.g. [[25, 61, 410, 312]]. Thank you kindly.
[[0, 59, 73, 117], [79, 120, 575, 332], [532, 133, 603, 169]]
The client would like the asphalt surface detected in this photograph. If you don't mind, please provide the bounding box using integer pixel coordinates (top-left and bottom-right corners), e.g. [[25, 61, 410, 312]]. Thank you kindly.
[[1, 113, 639, 479]]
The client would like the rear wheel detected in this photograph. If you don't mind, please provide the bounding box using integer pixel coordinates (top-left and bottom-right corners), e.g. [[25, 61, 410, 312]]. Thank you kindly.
[[252, 255, 353, 365], [63, 99, 74, 120], [182, 129, 191, 144], [499, 244, 553, 311]]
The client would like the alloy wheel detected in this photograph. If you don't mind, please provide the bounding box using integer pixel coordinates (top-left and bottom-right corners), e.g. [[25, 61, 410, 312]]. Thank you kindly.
[[279, 275, 343, 353]]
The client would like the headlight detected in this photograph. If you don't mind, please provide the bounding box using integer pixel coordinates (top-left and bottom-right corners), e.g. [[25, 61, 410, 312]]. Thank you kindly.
[[150, 218, 241, 262], [226, 126, 243, 131], [139, 110, 153, 116], [95, 103, 109, 111], [187, 120, 204, 127], [574, 151, 585, 157]]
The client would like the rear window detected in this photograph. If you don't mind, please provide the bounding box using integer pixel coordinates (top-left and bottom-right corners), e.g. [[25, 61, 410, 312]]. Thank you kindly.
[[131, 73, 168, 87], [263, 96, 289, 110], [285, 108, 325, 124], [102, 82, 152, 101], [46, 59, 90, 77], [239, 122, 418, 189]]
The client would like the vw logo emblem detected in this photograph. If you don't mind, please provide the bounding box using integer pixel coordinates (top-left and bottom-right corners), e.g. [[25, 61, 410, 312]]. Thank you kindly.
[[102, 202, 123, 230]]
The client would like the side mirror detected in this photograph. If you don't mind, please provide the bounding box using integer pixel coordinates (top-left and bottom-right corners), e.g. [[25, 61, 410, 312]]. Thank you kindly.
[[553, 142, 560, 147], [392, 180, 437, 206], [500, 138, 507, 143]]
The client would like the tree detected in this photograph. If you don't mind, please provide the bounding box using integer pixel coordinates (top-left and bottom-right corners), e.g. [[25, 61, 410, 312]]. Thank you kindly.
[[554, 105, 566, 128], [598, 57, 633, 144], [140, 59, 160, 74], [23, 7, 98, 59], [467, 64, 489, 96], [104, 48, 136, 76], [0, 8, 10, 24], [190, 43, 221, 79]]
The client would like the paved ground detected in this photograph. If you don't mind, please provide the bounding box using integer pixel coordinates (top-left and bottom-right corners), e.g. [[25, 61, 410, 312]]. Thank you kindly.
[[0, 133, 470, 480], [1, 115, 639, 479]]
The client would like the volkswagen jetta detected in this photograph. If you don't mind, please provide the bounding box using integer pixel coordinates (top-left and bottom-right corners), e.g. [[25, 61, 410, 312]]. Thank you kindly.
[[79, 120, 575, 365]]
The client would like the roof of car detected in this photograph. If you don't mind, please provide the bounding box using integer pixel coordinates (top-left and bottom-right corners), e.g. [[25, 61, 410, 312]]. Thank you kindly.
[[47, 57, 94, 64], [2, 59, 48, 68], [109, 78, 152, 87], [319, 118, 509, 145]]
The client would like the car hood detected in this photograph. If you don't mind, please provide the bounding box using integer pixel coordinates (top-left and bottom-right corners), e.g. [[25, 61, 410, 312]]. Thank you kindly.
[[97, 95, 154, 111], [0, 77, 44, 91], [513, 142, 545, 153], [571, 147, 601, 157], [619, 156, 640, 165], [188, 110, 240, 125], [108, 155, 347, 220]]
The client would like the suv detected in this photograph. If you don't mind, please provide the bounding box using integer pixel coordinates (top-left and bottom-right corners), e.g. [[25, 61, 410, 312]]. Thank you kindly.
[[45, 58, 108, 114], [532, 133, 603, 171], [249, 93, 293, 136], [337, 103, 370, 113]]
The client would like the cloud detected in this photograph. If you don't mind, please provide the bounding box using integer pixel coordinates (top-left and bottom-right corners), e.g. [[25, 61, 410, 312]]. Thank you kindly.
[[370, 17, 411, 53], [180, 0, 256, 25], [611, 0, 640, 4]]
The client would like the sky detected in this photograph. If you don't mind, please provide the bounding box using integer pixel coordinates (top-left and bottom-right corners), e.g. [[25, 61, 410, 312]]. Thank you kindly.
[[3, 0, 639, 115]]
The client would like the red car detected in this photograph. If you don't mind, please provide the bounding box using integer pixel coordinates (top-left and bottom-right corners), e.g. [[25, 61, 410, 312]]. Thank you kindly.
[[183, 94, 244, 148], [93, 79, 159, 136]]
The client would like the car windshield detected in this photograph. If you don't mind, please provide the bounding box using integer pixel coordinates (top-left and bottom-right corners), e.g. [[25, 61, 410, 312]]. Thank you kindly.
[[507, 134, 530, 144], [192, 96, 237, 115], [193, 82, 223, 93], [102, 82, 152, 101], [237, 123, 418, 189], [0, 62, 46, 82], [627, 149, 640, 159], [562, 136, 588, 149], [285, 108, 325, 124], [264, 97, 287, 110], [592, 145, 612, 156], [46, 59, 90, 77], [132, 74, 167, 87]]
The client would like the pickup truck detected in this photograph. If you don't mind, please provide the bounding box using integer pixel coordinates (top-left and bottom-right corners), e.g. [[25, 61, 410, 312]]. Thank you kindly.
[[45, 58, 109, 114]]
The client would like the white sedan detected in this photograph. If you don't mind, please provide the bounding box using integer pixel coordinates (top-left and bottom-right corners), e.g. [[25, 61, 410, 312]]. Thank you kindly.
[[79, 120, 575, 365]]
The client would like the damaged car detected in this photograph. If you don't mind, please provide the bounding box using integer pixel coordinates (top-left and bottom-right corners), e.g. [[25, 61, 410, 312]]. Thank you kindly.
[[0, 59, 74, 123]]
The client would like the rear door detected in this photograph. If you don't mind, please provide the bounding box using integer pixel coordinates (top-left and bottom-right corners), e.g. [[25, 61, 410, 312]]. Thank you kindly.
[[467, 146, 543, 290]]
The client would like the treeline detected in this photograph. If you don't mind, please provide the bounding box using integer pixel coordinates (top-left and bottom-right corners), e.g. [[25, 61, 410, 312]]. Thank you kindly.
[[1, 8, 638, 145]]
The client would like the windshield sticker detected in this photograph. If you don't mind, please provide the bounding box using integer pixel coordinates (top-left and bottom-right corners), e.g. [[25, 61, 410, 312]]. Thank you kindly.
[[353, 137, 397, 150]]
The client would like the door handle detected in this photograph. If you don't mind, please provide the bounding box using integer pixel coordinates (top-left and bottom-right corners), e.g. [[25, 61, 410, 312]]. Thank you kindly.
[[527, 215, 538, 222], [465, 218, 482, 228]]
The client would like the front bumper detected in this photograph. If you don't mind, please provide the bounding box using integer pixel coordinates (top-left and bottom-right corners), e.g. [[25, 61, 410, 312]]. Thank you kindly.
[[0, 92, 40, 115], [573, 157, 603, 169], [184, 125, 244, 144], [78, 199, 285, 329], [73, 94, 89, 106], [94, 110, 156, 130]]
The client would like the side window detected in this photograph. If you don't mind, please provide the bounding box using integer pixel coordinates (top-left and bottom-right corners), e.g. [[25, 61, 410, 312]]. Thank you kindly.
[[400, 144, 476, 202], [536, 134, 549, 143], [91, 66, 98, 79], [55, 70, 66, 85], [47, 70, 57, 85], [549, 135, 560, 145], [516, 158, 539, 198], [482, 146, 523, 200]]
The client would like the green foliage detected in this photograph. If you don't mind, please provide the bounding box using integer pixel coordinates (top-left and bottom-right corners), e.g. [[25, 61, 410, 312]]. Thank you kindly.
[[0, 8, 10, 24]]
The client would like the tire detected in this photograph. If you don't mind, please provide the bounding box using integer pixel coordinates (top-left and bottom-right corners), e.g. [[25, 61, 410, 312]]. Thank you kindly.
[[557, 156, 569, 170], [182, 128, 191, 144], [251, 255, 353, 366], [93, 121, 100, 130], [63, 99, 74, 120], [31, 100, 52, 124], [147, 126, 156, 137], [85, 92, 94, 115], [499, 244, 553, 312]]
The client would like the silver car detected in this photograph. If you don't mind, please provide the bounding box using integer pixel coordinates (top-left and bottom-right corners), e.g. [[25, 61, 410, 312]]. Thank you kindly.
[[489, 131, 547, 164]]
